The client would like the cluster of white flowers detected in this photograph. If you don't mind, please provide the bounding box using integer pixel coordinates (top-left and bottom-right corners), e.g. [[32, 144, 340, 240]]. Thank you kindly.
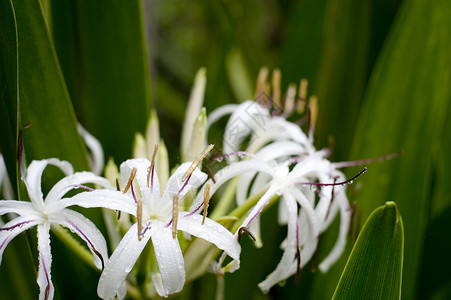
[[0, 69, 362, 300]]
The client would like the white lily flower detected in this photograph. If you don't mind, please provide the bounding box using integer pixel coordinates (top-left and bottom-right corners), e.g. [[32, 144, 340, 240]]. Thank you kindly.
[[97, 158, 240, 299], [0, 158, 115, 300]]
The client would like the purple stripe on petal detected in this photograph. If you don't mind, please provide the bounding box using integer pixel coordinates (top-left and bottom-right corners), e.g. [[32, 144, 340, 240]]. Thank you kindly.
[[0, 220, 33, 231], [179, 174, 191, 195], [40, 254, 51, 300], [70, 184, 95, 191], [68, 221, 104, 270]]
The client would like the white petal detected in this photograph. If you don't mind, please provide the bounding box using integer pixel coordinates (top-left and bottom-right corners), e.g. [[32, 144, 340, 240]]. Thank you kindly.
[[0, 200, 36, 217], [45, 171, 112, 206], [161, 162, 206, 215], [51, 209, 108, 270], [98, 223, 151, 300], [189, 159, 273, 211], [53, 190, 137, 216], [206, 104, 238, 129], [258, 192, 298, 292], [36, 223, 54, 300], [178, 213, 240, 261], [151, 227, 185, 297], [25, 159, 73, 209], [120, 158, 159, 205], [318, 193, 351, 273], [223, 101, 270, 155], [78, 123, 105, 175], [0, 216, 38, 264]]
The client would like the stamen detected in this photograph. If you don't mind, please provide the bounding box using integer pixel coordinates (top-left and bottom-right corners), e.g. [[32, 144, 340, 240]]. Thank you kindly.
[[147, 143, 159, 189], [17, 121, 32, 181], [137, 199, 143, 241], [182, 144, 214, 182], [123, 168, 137, 194], [308, 95, 318, 138], [271, 68, 282, 107], [283, 84, 296, 118], [115, 179, 122, 220], [298, 167, 367, 187], [255, 67, 270, 100], [310, 249, 318, 273], [237, 227, 256, 243], [296, 79, 308, 114], [172, 194, 179, 239], [202, 183, 211, 225], [333, 150, 403, 169], [325, 177, 338, 219]]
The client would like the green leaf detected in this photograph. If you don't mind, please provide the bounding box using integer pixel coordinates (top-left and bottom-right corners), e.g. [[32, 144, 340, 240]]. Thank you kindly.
[[418, 205, 451, 299], [50, 0, 152, 163], [0, 0, 19, 186], [349, 0, 451, 298], [12, 0, 89, 171], [332, 202, 404, 300]]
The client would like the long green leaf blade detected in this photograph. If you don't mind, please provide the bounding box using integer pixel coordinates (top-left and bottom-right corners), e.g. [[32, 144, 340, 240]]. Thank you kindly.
[[350, 0, 451, 298], [13, 0, 89, 170], [332, 202, 404, 299], [50, 0, 151, 163]]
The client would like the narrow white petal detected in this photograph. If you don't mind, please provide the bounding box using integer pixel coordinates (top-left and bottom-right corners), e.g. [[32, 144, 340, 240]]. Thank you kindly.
[[54, 190, 137, 216], [190, 159, 273, 211], [26, 159, 73, 209], [151, 227, 185, 297], [258, 192, 298, 292], [0, 217, 38, 264], [36, 223, 54, 300], [161, 162, 207, 214], [51, 209, 108, 270], [318, 193, 351, 273], [98, 223, 151, 300], [78, 123, 105, 175], [0, 200, 36, 216], [120, 158, 159, 205], [206, 104, 238, 129], [45, 171, 112, 206], [178, 213, 240, 261]]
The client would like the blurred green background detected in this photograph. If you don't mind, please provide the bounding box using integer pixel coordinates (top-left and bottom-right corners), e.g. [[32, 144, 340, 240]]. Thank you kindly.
[[1, 0, 450, 299]]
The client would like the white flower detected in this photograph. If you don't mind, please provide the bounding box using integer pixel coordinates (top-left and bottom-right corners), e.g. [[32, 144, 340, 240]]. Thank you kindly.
[[97, 158, 240, 299], [190, 143, 351, 292], [0, 158, 115, 300]]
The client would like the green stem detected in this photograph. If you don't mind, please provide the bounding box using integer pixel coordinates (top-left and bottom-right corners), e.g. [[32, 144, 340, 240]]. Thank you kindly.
[[209, 177, 239, 220]]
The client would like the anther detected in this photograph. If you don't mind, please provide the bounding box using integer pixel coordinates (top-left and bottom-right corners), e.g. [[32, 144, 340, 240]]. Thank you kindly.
[[182, 144, 214, 182], [172, 194, 179, 239], [137, 199, 143, 241], [283, 84, 296, 118], [115, 179, 122, 220], [308, 95, 318, 137], [237, 227, 256, 243], [123, 168, 137, 194], [202, 183, 211, 225], [296, 79, 308, 114], [147, 143, 159, 188], [271, 68, 282, 107]]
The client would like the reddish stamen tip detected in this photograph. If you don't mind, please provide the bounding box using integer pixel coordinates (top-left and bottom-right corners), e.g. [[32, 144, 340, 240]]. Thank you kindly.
[[237, 227, 256, 243]]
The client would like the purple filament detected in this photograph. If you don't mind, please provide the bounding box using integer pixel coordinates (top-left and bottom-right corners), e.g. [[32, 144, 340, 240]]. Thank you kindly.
[[298, 167, 367, 187], [68, 221, 104, 270]]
